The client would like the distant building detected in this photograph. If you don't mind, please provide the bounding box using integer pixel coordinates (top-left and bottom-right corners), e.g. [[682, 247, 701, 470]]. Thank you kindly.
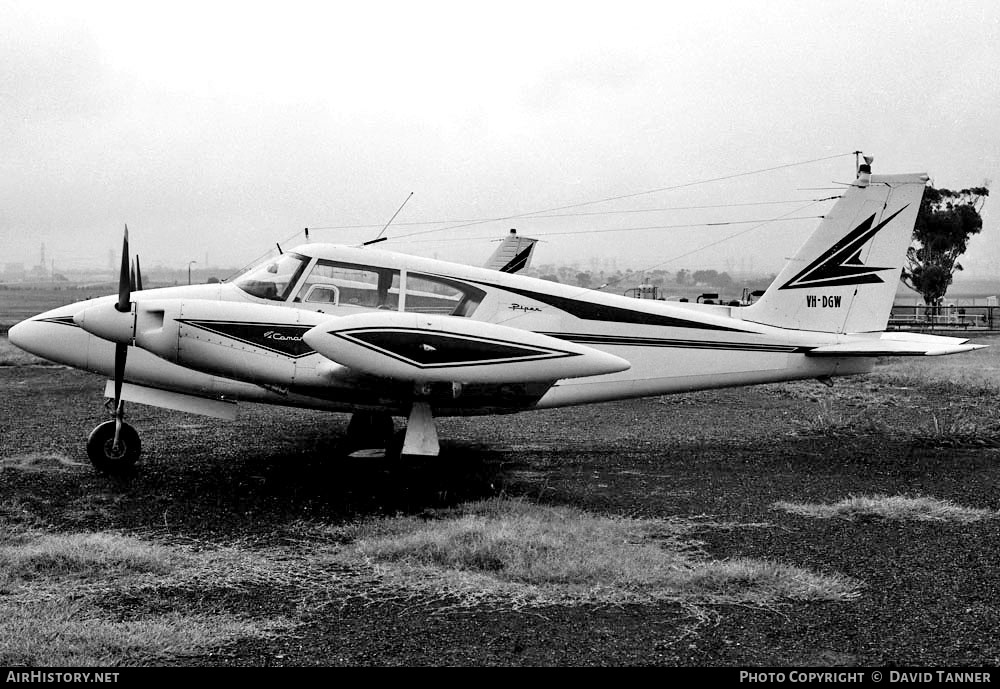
[[2, 263, 25, 280]]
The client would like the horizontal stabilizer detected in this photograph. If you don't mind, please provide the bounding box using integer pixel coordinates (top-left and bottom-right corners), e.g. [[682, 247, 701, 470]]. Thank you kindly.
[[806, 333, 988, 357]]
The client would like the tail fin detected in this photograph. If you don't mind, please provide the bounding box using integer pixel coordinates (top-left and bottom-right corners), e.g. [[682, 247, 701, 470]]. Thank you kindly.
[[743, 167, 928, 334], [485, 229, 538, 273]]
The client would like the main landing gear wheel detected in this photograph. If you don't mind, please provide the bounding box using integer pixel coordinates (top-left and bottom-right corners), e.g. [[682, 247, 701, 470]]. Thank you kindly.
[[87, 420, 141, 475]]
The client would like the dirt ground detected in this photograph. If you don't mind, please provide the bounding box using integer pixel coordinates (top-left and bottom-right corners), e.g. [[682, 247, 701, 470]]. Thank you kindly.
[[2, 359, 999, 666]]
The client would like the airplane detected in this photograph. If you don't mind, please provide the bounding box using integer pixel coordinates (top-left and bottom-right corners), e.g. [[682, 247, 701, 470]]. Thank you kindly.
[[8, 160, 986, 475]]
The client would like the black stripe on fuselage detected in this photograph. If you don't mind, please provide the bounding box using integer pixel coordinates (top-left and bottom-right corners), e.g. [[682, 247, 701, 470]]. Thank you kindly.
[[539, 332, 811, 354], [458, 279, 753, 332]]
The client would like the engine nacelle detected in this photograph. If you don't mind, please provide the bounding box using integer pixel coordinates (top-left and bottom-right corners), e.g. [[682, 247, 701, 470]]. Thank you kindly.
[[127, 299, 330, 387]]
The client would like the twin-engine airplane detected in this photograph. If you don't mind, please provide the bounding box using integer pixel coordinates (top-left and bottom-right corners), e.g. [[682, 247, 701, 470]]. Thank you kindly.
[[9, 161, 985, 474]]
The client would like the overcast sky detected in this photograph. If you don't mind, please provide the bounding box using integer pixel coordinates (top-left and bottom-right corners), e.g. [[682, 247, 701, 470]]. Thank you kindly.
[[2, 0, 997, 279]]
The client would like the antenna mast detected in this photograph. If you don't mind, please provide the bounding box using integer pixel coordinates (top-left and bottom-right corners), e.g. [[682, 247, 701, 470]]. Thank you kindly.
[[364, 192, 414, 246]]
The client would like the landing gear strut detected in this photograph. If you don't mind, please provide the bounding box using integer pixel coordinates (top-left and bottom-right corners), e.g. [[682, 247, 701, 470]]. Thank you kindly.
[[401, 402, 439, 457]]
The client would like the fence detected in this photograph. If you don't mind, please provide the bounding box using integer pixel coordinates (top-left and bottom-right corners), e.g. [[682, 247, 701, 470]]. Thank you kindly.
[[888, 305, 1000, 332]]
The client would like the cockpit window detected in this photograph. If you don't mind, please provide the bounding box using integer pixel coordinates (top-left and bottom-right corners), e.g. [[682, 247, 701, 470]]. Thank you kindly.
[[296, 260, 401, 309], [234, 253, 309, 301]]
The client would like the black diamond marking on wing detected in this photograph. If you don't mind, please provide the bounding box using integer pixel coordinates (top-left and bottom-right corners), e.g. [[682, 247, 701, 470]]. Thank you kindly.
[[333, 327, 579, 369], [778, 205, 909, 290], [177, 319, 315, 358]]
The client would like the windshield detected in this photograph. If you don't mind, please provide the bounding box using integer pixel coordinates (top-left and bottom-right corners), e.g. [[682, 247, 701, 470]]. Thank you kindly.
[[234, 253, 309, 301]]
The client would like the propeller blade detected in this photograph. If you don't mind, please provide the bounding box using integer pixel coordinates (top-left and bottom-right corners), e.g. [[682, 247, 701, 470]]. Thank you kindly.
[[130, 262, 136, 293], [116, 225, 131, 313], [135, 255, 143, 292]]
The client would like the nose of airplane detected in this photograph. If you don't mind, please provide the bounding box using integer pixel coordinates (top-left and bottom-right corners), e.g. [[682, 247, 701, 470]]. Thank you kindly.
[[6, 301, 105, 365], [7, 318, 29, 352], [7, 316, 63, 360]]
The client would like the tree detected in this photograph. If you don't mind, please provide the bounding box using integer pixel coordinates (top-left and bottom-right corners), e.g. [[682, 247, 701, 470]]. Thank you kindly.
[[691, 269, 718, 285], [691, 269, 734, 289], [902, 185, 989, 305]]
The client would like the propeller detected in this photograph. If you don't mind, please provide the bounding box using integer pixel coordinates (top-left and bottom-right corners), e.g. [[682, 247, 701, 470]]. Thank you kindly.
[[70, 225, 142, 456], [112, 226, 133, 451]]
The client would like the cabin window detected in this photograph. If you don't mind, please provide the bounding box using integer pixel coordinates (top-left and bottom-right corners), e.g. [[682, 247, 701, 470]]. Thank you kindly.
[[296, 260, 401, 309], [234, 252, 309, 301], [302, 284, 340, 305], [404, 273, 484, 317]]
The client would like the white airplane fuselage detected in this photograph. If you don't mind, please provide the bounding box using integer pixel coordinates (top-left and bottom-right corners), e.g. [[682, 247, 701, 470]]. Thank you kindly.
[[11, 246, 870, 418]]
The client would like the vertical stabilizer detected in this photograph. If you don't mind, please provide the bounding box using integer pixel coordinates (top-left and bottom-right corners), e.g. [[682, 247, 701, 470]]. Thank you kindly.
[[743, 166, 928, 333], [485, 229, 538, 273]]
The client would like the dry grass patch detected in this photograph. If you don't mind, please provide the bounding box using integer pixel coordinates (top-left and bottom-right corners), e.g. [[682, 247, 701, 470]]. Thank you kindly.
[[0, 452, 87, 472], [336, 498, 861, 607], [0, 602, 283, 667], [773, 495, 999, 523], [0, 532, 174, 584], [0, 527, 295, 666], [789, 398, 888, 439]]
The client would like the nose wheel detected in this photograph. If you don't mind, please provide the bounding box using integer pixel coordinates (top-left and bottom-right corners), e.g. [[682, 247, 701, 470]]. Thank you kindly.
[[87, 419, 141, 475]]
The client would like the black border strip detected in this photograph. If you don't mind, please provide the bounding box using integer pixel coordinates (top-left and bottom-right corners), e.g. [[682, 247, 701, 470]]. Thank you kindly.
[[539, 332, 812, 354]]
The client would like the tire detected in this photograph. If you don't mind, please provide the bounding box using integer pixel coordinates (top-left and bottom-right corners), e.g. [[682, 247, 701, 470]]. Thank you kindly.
[[86, 420, 141, 475]]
